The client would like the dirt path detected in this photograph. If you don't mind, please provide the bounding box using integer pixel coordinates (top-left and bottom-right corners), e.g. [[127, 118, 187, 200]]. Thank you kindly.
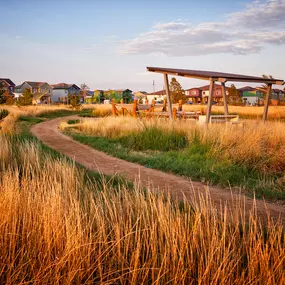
[[31, 116, 285, 223]]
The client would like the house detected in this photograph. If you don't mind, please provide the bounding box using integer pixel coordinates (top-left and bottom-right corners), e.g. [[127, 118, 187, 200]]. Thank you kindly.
[[185, 84, 228, 104], [133, 91, 149, 103], [272, 88, 285, 104], [51, 83, 81, 103], [15, 81, 53, 104], [145, 90, 166, 103], [238, 86, 264, 105], [104, 89, 133, 103], [85, 90, 105, 104], [185, 88, 202, 103], [0, 78, 15, 94]]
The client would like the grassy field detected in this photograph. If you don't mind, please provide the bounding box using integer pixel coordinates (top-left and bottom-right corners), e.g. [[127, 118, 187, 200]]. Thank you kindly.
[[0, 105, 285, 283], [62, 116, 285, 200], [79, 103, 285, 120]]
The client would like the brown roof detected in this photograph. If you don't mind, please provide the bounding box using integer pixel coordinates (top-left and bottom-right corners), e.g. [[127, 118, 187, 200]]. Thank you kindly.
[[149, 90, 166, 95], [272, 88, 285, 94], [238, 86, 256, 92], [147, 67, 284, 85], [0, 78, 15, 87], [52, 83, 80, 90], [25, 81, 48, 88], [198, 83, 227, 91]]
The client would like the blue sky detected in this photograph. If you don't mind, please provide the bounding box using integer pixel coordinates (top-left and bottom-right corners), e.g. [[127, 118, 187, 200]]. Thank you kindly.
[[1, 0, 284, 91]]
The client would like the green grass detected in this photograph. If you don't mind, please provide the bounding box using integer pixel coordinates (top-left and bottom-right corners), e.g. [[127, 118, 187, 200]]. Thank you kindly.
[[38, 109, 81, 119], [119, 127, 188, 151], [66, 131, 285, 200], [67, 119, 81, 124]]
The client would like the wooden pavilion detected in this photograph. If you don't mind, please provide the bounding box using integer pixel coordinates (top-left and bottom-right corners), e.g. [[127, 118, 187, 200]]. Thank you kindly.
[[147, 67, 284, 123]]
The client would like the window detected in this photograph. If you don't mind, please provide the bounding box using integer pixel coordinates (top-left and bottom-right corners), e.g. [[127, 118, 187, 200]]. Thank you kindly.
[[191, 90, 196, 95], [216, 90, 221, 95]]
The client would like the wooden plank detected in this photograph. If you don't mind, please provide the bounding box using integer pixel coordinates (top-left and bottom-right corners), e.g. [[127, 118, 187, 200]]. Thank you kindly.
[[164, 74, 173, 120], [263, 83, 272, 122], [221, 82, 229, 115], [206, 79, 215, 123]]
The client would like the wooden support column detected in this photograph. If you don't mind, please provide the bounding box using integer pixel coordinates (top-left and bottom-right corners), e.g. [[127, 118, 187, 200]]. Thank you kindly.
[[221, 82, 228, 115], [206, 79, 215, 123], [263, 83, 272, 122], [164, 73, 173, 120]]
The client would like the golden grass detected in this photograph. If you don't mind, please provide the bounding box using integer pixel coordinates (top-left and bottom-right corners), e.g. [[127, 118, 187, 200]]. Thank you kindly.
[[0, 135, 284, 284], [181, 104, 285, 119], [70, 117, 285, 173], [0, 105, 71, 134]]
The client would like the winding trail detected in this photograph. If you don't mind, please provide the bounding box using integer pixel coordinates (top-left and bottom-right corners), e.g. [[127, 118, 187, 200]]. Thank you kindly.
[[31, 116, 285, 223]]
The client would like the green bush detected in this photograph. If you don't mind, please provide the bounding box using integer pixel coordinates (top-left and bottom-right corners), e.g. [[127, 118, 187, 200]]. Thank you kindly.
[[67, 119, 80, 125], [0, 109, 9, 120], [119, 127, 188, 151]]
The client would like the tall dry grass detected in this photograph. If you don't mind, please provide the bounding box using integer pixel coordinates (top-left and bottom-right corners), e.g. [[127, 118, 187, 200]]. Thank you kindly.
[[0, 135, 284, 284], [0, 105, 71, 134], [181, 104, 285, 119], [69, 117, 285, 173]]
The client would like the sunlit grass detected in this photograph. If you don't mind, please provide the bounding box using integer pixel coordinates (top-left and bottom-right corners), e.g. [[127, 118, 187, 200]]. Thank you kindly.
[[0, 134, 284, 284]]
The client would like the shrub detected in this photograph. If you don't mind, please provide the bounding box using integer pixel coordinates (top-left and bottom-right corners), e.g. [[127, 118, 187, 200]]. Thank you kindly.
[[18, 89, 33, 106], [68, 93, 81, 110], [67, 119, 80, 124], [120, 127, 188, 151], [0, 109, 9, 120]]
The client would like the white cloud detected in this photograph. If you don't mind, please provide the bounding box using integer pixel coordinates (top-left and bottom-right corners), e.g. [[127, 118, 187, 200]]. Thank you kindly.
[[120, 0, 285, 56]]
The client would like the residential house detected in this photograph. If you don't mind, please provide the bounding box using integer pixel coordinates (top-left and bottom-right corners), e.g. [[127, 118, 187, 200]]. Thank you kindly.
[[133, 91, 148, 103], [85, 90, 105, 104], [0, 78, 15, 94], [104, 89, 133, 103], [272, 88, 285, 104], [51, 83, 81, 103], [15, 81, 53, 104], [185, 88, 202, 103], [200, 84, 229, 104], [238, 86, 264, 105], [145, 90, 166, 104]]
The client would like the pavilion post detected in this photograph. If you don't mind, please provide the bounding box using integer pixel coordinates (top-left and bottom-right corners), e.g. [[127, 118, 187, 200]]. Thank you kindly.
[[164, 73, 173, 120], [206, 79, 215, 123], [221, 82, 229, 115], [262, 83, 272, 122]]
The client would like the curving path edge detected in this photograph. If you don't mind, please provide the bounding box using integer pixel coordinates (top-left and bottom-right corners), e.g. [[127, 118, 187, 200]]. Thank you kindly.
[[31, 116, 285, 223]]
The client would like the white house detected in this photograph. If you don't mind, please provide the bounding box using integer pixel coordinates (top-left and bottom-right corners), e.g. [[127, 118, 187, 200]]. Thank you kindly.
[[51, 83, 81, 103]]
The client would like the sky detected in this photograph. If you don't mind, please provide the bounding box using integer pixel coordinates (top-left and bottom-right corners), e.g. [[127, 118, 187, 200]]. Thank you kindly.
[[0, 0, 285, 92]]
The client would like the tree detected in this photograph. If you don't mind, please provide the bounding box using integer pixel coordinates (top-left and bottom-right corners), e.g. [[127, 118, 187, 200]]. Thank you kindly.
[[68, 93, 81, 110], [169, 78, 186, 103], [92, 90, 101, 104], [18, 88, 33, 106], [80, 83, 90, 92], [80, 83, 90, 103], [105, 90, 121, 103], [227, 84, 241, 104]]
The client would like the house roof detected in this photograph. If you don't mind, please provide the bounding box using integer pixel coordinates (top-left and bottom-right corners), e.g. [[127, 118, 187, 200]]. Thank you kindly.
[[147, 67, 284, 85], [0, 78, 15, 87], [149, 90, 166, 96], [24, 81, 49, 88], [238, 86, 256, 92], [52, 83, 80, 90], [198, 83, 227, 91], [272, 88, 285, 94]]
